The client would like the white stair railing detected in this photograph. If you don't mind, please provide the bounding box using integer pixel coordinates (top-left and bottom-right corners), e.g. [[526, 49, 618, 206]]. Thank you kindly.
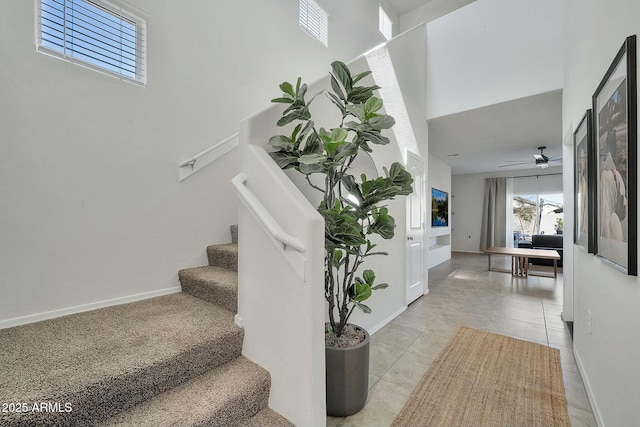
[[235, 126, 325, 427], [178, 132, 239, 182]]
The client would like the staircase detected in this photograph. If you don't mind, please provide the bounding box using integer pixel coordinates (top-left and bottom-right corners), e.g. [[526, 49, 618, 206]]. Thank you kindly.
[[0, 226, 292, 427]]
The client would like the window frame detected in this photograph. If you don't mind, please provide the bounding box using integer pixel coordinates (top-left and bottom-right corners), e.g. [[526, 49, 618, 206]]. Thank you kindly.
[[299, 0, 328, 47], [379, 5, 393, 41], [36, 0, 148, 86]]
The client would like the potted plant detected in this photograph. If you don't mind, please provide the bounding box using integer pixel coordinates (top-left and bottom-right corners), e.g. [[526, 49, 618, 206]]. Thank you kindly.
[[268, 61, 413, 416]]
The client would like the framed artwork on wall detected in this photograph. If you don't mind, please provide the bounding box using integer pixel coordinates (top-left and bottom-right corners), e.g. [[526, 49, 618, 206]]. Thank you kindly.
[[573, 109, 596, 253], [431, 188, 448, 227], [592, 35, 637, 275]]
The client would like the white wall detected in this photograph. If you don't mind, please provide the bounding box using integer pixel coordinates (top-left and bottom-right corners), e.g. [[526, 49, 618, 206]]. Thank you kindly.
[[0, 0, 395, 326], [425, 0, 563, 119], [563, 1, 640, 425], [451, 168, 562, 253], [428, 153, 452, 267], [399, 0, 475, 33]]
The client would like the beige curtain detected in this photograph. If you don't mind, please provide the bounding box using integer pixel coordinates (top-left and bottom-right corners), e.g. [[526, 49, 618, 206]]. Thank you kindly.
[[479, 177, 508, 251]]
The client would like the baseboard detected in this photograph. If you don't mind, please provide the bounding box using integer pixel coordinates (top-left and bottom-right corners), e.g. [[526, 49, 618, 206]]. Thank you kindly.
[[366, 306, 407, 336], [0, 286, 182, 330], [573, 348, 605, 427], [452, 250, 483, 254]]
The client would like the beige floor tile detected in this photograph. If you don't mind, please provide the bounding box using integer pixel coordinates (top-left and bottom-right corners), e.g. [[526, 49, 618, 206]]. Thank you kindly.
[[543, 302, 564, 315], [494, 295, 544, 313], [371, 322, 422, 350], [368, 373, 380, 390], [492, 304, 546, 325], [547, 325, 573, 349], [406, 331, 452, 360], [487, 314, 548, 345], [568, 405, 598, 427], [563, 370, 593, 412], [544, 312, 568, 329], [368, 340, 404, 377], [381, 351, 431, 393], [337, 379, 412, 427]]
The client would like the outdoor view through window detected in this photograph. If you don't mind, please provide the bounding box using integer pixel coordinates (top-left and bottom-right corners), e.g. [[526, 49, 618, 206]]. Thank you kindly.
[[513, 193, 564, 243]]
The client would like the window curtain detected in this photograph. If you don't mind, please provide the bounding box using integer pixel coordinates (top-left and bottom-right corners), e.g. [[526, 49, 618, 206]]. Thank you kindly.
[[479, 177, 508, 251], [506, 178, 514, 248]]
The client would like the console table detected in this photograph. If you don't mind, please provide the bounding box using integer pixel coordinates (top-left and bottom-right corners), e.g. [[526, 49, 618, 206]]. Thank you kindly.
[[484, 247, 561, 278]]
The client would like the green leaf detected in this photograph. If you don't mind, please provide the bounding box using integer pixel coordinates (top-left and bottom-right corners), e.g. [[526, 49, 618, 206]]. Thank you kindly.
[[332, 249, 344, 269], [353, 282, 372, 302], [268, 135, 293, 150], [299, 162, 327, 174], [302, 132, 322, 155], [386, 162, 414, 195], [330, 75, 347, 102], [371, 283, 389, 290], [279, 81, 294, 97], [361, 130, 390, 145], [277, 107, 311, 126], [362, 270, 375, 286], [364, 96, 383, 115], [299, 153, 326, 165], [355, 302, 372, 314], [327, 92, 347, 116], [331, 61, 352, 93], [352, 70, 372, 85], [346, 104, 366, 122], [271, 97, 294, 104], [369, 115, 395, 130], [269, 151, 299, 169]]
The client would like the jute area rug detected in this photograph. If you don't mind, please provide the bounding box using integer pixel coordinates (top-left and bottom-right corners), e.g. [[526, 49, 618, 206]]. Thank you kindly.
[[392, 327, 570, 427]]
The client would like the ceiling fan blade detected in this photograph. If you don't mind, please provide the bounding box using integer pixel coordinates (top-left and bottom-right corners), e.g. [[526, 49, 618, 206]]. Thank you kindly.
[[499, 162, 529, 168]]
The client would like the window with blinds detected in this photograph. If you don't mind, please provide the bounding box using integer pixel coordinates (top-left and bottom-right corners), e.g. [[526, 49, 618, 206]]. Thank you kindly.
[[379, 5, 393, 41], [37, 0, 147, 85], [299, 0, 328, 47]]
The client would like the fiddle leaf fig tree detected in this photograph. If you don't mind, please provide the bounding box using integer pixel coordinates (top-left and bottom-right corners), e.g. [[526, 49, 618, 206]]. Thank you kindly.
[[269, 61, 413, 338]]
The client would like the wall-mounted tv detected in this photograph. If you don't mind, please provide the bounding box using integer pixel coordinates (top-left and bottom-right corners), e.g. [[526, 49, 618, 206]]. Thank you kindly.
[[431, 188, 449, 227]]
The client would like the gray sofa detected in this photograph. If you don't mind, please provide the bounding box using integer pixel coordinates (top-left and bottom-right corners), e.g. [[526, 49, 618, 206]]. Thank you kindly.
[[518, 234, 563, 267]]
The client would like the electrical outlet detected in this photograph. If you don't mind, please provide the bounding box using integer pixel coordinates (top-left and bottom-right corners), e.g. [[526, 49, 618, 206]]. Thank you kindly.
[[587, 310, 592, 334]]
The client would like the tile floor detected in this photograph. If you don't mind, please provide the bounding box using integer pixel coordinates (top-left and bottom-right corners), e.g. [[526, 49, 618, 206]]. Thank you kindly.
[[327, 252, 597, 427]]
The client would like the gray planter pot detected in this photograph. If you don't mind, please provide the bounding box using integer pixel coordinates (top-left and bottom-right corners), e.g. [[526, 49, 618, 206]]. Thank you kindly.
[[325, 324, 370, 417]]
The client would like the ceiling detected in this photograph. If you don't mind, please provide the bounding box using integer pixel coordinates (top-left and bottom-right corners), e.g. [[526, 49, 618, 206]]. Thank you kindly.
[[389, 0, 475, 17], [387, 0, 563, 176], [428, 90, 563, 175]]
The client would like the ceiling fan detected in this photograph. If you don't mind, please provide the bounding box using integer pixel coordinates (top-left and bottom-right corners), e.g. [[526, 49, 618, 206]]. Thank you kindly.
[[500, 146, 561, 169]]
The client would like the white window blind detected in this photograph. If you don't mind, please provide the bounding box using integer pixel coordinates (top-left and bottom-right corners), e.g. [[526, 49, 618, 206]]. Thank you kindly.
[[37, 0, 147, 85], [299, 0, 328, 47], [379, 5, 393, 41]]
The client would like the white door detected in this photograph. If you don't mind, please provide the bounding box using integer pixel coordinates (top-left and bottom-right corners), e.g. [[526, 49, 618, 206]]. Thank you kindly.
[[406, 152, 425, 305]]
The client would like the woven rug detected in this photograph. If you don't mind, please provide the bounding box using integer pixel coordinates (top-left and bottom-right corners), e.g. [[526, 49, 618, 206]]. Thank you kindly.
[[392, 327, 570, 427]]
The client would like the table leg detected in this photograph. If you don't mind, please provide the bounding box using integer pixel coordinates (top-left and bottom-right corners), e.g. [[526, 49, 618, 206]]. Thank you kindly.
[[554, 259, 557, 278], [524, 257, 528, 277], [488, 254, 491, 271]]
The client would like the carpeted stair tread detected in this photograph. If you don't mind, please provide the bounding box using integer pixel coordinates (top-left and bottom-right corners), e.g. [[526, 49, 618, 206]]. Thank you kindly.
[[100, 356, 272, 427], [242, 408, 294, 427], [179, 266, 238, 313], [207, 243, 238, 271], [0, 293, 243, 427]]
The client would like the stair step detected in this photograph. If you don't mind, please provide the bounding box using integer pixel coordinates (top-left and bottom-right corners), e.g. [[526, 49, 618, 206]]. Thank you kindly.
[[207, 243, 238, 271], [100, 356, 273, 427], [231, 224, 239, 244], [242, 408, 294, 427], [0, 293, 243, 427], [179, 266, 238, 313]]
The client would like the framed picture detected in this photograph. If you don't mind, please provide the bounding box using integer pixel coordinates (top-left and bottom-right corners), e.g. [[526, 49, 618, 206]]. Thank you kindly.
[[431, 188, 448, 227], [592, 35, 637, 275], [573, 109, 596, 253]]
